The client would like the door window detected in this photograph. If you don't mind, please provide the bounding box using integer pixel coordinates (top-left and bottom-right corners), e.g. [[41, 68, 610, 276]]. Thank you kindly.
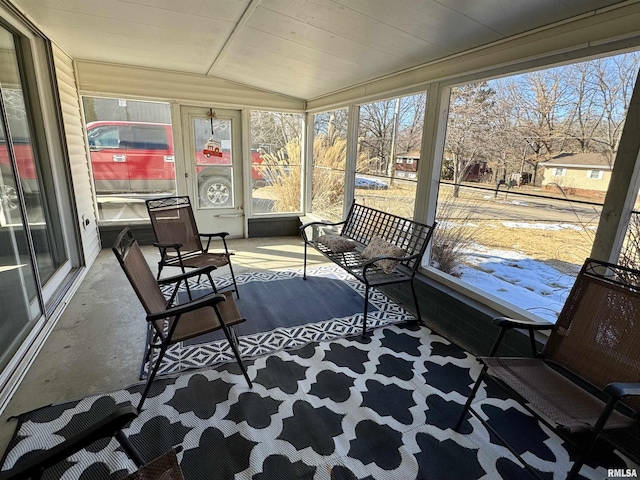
[[194, 117, 234, 209]]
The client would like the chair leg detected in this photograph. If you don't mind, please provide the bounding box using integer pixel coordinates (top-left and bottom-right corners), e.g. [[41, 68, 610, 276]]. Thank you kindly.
[[138, 342, 168, 412], [454, 365, 488, 431], [217, 316, 252, 388], [227, 256, 240, 299], [566, 397, 619, 480], [410, 279, 422, 324], [145, 331, 160, 363], [362, 284, 370, 337], [303, 242, 308, 280], [206, 272, 219, 294], [156, 261, 163, 280], [115, 430, 145, 468]]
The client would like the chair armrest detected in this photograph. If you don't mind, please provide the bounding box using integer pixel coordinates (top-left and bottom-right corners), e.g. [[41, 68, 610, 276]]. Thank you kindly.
[[362, 253, 420, 271], [156, 265, 216, 285], [299, 219, 347, 230], [487, 317, 554, 357], [300, 220, 347, 242], [200, 232, 229, 238], [493, 316, 555, 331], [0, 406, 138, 480], [605, 382, 640, 399], [154, 242, 183, 250], [147, 292, 226, 321]]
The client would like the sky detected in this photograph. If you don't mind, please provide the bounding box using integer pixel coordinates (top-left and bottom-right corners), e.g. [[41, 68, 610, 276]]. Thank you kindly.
[[456, 226, 579, 323]]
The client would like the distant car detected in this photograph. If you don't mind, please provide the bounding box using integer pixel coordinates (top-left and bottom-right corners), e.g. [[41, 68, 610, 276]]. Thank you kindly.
[[355, 176, 388, 189]]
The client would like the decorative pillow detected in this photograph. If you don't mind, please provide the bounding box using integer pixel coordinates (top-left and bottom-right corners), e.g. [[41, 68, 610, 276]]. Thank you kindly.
[[316, 234, 356, 253], [361, 236, 406, 274]]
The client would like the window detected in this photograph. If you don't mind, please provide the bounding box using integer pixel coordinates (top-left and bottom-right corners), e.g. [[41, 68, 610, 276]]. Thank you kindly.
[[87, 126, 120, 149], [129, 125, 169, 150], [82, 97, 174, 221], [311, 108, 348, 221], [356, 92, 426, 218], [427, 50, 640, 323], [249, 110, 303, 214]]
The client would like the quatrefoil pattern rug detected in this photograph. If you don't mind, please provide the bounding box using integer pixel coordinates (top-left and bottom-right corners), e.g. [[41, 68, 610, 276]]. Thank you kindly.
[[2, 323, 635, 479]]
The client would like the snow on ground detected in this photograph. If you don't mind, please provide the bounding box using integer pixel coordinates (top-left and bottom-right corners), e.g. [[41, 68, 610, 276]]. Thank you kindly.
[[434, 220, 591, 321], [457, 244, 577, 322], [502, 221, 585, 231]]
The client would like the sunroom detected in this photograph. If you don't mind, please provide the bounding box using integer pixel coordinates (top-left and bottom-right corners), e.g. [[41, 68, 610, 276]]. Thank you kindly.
[[1, 0, 640, 478]]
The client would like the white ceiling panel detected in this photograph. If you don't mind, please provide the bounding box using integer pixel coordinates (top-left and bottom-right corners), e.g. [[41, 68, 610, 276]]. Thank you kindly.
[[12, 0, 634, 100], [439, 0, 624, 37], [329, 0, 504, 52]]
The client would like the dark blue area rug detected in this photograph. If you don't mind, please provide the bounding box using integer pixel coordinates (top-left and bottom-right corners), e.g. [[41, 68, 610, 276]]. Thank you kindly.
[[2, 323, 636, 479], [150, 265, 415, 378]]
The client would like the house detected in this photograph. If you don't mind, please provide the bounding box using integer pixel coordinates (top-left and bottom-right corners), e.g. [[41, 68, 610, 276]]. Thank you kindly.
[[394, 151, 420, 179], [1, 0, 640, 475], [540, 152, 615, 200], [396, 152, 489, 182]]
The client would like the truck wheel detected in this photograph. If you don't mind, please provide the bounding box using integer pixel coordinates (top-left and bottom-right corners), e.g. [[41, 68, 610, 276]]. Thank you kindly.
[[0, 184, 19, 212], [199, 176, 232, 207]]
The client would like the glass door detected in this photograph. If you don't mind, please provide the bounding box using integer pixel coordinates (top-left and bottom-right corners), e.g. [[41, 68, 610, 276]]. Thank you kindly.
[[0, 23, 70, 370], [180, 106, 244, 237]]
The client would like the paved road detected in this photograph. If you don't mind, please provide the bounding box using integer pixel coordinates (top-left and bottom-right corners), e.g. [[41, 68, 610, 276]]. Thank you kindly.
[[92, 184, 603, 226], [440, 184, 602, 225]]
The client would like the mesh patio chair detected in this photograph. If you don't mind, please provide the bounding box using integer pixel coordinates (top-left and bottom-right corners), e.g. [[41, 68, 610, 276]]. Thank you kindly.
[[113, 227, 252, 412], [124, 448, 185, 480], [454, 258, 640, 480], [146, 196, 240, 299], [0, 406, 147, 479]]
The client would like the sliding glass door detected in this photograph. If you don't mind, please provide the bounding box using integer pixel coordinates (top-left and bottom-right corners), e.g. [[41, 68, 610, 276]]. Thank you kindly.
[[0, 23, 69, 370]]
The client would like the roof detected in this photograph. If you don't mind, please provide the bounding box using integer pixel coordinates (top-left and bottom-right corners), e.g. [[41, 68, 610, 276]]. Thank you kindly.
[[396, 151, 422, 159], [541, 153, 615, 169]]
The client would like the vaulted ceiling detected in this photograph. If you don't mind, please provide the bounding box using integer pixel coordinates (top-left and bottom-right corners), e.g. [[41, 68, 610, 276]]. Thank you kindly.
[[14, 0, 628, 100]]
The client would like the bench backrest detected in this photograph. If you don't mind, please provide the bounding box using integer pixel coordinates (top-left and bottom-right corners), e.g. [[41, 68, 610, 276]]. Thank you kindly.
[[341, 202, 435, 272], [543, 258, 640, 414]]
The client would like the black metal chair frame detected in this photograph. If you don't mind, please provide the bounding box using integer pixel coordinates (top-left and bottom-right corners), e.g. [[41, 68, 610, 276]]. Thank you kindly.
[[0, 406, 144, 480], [113, 228, 251, 412], [454, 258, 640, 480], [146, 196, 239, 299], [300, 201, 436, 336]]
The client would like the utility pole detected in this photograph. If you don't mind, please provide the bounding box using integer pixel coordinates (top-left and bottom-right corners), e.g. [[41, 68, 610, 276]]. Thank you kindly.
[[388, 97, 401, 186]]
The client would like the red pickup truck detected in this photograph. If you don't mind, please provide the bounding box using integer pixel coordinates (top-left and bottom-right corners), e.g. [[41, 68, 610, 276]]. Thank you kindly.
[[87, 121, 265, 207], [0, 121, 264, 211]]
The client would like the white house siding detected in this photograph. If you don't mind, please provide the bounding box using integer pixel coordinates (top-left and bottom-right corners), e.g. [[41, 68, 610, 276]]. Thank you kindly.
[[52, 45, 101, 265], [75, 61, 305, 111]]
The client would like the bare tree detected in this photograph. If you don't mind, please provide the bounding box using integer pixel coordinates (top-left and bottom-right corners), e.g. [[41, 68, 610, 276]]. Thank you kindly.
[[563, 61, 603, 153], [250, 111, 303, 152], [590, 53, 640, 163], [444, 82, 496, 196]]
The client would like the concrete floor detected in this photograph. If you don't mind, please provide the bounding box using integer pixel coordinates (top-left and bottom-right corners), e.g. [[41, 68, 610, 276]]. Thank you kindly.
[[0, 236, 329, 453]]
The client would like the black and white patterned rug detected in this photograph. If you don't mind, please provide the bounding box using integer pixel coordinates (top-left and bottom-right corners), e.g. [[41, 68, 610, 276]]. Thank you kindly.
[[2, 323, 636, 479], [149, 265, 415, 378]]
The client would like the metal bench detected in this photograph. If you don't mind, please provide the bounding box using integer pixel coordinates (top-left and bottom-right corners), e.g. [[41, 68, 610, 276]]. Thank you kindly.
[[300, 202, 436, 336]]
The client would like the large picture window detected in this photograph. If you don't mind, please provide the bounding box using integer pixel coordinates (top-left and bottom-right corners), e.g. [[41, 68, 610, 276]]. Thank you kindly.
[[310, 109, 348, 221], [250, 110, 303, 214], [82, 97, 174, 221], [427, 51, 640, 322], [356, 93, 426, 218]]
